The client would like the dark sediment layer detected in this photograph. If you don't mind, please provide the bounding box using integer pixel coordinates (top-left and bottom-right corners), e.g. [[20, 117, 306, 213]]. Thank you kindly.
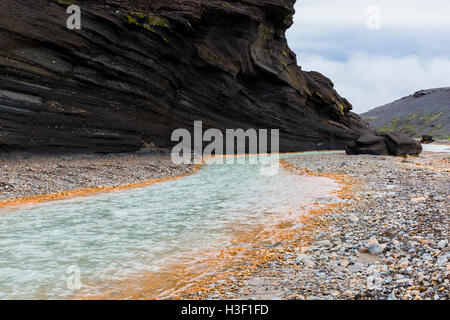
[[1, 0, 392, 153]]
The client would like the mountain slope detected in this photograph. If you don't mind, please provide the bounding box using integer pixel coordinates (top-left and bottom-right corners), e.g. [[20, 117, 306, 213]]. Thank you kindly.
[[1, 0, 378, 153], [361, 88, 450, 139]]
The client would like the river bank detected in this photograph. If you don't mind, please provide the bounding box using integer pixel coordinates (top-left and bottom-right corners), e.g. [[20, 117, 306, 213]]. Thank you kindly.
[[0, 149, 194, 207], [275, 151, 449, 300], [0, 149, 448, 300], [173, 151, 449, 300], [0, 151, 341, 299]]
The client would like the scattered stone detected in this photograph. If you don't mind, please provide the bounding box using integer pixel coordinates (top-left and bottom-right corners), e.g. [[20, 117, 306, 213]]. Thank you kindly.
[[398, 258, 409, 268], [343, 290, 353, 297], [296, 254, 315, 268], [317, 240, 331, 247], [340, 259, 350, 267], [0, 151, 194, 202], [420, 135, 434, 144], [437, 255, 448, 266], [367, 238, 383, 255], [437, 240, 448, 249]]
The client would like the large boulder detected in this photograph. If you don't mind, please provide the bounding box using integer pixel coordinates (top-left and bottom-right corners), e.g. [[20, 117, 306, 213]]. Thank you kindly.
[[345, 134, 389, 155], [383, 132, 422, 156], [346, 132, 422, 156], [420, 135, 434, 144]]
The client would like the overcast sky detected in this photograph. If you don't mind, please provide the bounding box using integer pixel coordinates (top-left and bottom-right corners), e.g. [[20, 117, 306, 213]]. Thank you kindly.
[[286, 0, 450, 113]]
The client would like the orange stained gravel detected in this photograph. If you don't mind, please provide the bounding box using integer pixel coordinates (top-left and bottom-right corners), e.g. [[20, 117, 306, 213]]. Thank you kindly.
[[0, 165, 201, 209], [76, 157, 359, 300]]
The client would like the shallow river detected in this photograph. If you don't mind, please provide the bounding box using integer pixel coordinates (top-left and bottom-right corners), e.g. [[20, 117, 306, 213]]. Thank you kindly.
[[0, 153, 341, 299], [422, 144, 450, 153]]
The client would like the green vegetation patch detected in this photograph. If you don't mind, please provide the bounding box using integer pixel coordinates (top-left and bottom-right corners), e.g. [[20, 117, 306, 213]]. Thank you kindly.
[[259, 25, 275, 43], [378, 111, 447, 138], [362, 116, 378, 121], [126, 12, 170, 43], [148, 14, 170, 29], [380, 113, 418, 134], [56, 0, 75, 5], [338, 104, 345, 116]]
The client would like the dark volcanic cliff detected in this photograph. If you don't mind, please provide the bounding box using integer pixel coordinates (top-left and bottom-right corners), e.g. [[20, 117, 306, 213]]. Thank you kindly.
[[0, 0, 375, 153]]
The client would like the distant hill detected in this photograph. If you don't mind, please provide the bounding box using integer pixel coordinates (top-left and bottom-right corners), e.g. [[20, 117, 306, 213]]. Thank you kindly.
[[360, 88, 450, 139]]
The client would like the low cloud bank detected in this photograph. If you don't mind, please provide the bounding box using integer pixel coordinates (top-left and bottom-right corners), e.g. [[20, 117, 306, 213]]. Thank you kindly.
[[299, 54, 450, 113], [286, 0, 450, 113]]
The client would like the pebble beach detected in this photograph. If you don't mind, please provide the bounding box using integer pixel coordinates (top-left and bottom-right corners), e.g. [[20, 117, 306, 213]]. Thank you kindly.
[[0, 149, 194, 204], [195, 151, 449, 300]]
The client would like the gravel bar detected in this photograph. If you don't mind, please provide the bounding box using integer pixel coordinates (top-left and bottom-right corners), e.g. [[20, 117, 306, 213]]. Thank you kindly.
[[191, 152, 449, 300], [0, 149, 194, 202]]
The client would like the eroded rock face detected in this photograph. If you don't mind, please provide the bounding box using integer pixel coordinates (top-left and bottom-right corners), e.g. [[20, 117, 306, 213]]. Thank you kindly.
[[1, 0, 375, 153]]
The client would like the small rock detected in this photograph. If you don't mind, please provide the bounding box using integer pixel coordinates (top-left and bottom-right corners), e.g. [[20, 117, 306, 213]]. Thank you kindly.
[[367, 241, 383, 255], [340, 259, 350, 267], [421, 253, 432, 261], [437, 254, 448, 266], [317, 240, 331, 247], [296, 254, 315, 268], [398, 258, 409, 268], [343, 290, 353, 297], [437, 240, 448, 249], [388, 292, 396, 300], [299, 246, 312, 253], [402, 294, 413, 300]]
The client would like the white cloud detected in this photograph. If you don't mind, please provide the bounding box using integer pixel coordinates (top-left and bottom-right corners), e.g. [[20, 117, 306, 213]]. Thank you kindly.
[[292, 0, 450, 30], [286, 0, 450, 113], [300, 53, 450, 113]]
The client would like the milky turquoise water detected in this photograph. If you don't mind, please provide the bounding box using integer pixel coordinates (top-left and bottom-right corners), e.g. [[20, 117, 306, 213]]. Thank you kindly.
[[422, 144, 450, 153], [0, 153, 340, 299]]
